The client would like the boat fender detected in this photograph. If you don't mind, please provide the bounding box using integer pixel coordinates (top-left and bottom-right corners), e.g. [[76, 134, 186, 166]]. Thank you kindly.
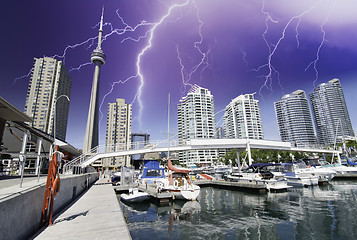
[[51, 176, 61, 197]]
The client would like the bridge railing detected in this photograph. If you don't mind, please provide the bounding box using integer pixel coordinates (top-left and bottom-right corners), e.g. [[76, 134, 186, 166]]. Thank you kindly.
[[62, 138, 337, 174], [62, 139, 180, 174]]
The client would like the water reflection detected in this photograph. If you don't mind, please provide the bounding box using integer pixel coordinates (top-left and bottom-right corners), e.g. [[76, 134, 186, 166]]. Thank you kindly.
[[119, 180, 357, 239]]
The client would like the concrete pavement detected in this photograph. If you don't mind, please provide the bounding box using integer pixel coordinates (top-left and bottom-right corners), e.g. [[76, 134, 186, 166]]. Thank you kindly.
[[33, 178, 131, 240]]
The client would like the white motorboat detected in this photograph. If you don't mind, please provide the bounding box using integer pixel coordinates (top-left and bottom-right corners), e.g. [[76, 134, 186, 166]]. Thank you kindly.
[[277, 163, 319, 187], [319, 161, 357, 178], [296, 160, 336, 184], [120, 188, 151, 203], [227, 163, 290, 191]]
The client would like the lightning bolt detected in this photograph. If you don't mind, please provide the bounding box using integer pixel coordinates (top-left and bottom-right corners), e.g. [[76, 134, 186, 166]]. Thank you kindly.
[[13, 68, 33, 85], [304, 18, 327, 88], [305, 0, 335, 88], [253, 0, 322, 98], [176, 44, 193, 94], [134, 0, 193, 126], [173, 0, 214, 97], [241, 49, 248, 66], [97, 0, 194, 128]]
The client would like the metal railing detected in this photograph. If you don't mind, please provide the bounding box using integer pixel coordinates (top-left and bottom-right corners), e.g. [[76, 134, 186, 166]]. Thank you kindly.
[[63, 139, 179, 174], [62, 138, 339, 174]]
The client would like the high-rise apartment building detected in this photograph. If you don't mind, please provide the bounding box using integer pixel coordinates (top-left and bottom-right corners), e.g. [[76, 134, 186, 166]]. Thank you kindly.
[[224, 93, 263, 140], [177, 85, 218, 165], [24, 57, 71, 141], [309, 79, 354, 145], [104, 98, 132, 167], [274, 90, 316, 147]]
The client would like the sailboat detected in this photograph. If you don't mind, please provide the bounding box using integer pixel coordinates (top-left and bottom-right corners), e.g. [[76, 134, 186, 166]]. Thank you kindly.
[[157, 159, 201, 200], [158, 93, 200, 200]]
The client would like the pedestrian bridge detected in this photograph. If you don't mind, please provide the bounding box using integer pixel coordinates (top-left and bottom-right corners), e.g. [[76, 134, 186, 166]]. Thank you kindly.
[[63, 138, 340, 173]]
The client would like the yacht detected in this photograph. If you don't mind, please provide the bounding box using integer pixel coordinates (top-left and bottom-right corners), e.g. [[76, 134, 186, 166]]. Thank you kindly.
[[277, 162, 319, 187], [227, 163, 290, 191]]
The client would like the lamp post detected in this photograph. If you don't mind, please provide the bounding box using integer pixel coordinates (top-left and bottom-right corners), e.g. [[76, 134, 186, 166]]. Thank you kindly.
[[52, 95, 70, 144], [49, 94, 69, 176]]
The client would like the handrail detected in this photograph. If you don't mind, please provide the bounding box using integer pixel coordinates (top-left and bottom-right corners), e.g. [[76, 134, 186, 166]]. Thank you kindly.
[[62, 138, 338, 174], [63, 139, 177, 174]]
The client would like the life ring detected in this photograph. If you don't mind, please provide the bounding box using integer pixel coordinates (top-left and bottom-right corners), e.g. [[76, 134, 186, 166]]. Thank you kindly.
[[51, 176, 61, 197]]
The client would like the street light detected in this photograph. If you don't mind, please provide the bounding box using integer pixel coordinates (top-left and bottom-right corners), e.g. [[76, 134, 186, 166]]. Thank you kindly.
[[53, 95, 70, 144]]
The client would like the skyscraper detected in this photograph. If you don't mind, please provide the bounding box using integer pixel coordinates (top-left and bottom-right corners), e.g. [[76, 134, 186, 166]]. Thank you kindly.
[[274, 90, 316, 147], [224, 93, 263, 140], [309, 79, 354, 145], [177, 84, 217, 165], [105, 98, 132, 167], [24, 57, 71, 141], [83, 8, 106, 153]]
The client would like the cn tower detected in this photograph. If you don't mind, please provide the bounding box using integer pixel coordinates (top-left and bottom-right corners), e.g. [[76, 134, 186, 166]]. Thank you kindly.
[[83, 7, 106, 153]]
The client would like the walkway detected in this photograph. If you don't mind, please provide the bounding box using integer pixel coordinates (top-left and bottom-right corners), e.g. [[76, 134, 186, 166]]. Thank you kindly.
[[33, 178, 131, 240]]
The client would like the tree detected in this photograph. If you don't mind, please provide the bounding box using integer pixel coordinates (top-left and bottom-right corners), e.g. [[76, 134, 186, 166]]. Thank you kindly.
[[223, 149, 237, 166]]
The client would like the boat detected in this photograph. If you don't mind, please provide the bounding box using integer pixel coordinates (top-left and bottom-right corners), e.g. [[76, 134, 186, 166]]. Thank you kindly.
[[277, 163, 319, 187], [195, 173, 215, 181], [212, 163, 232, 178], [344, 156, 357, 166], [318, 160, 357, 178], [227, 163, 290, 191], [120, 188, 151, 203], [298, 159, 336, 184], [158, 159, 201, 201], [139, 160, 166, 185]]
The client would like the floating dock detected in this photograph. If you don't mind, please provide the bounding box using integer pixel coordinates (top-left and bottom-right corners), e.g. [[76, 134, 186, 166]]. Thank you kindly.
[[194, 179, 267, 193], [138, 184, 172, 202]]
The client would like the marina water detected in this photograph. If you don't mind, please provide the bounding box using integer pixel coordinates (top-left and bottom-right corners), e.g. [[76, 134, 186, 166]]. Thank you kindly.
[[118, 180, 357, 239]]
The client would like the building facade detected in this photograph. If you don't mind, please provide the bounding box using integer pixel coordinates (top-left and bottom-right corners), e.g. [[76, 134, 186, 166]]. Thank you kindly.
[[131, 133, 150, 161], [24, 57, 71, 141], [224, 93, 263, 140], [309, 79, 354, 145], [274, 90, 316, 147], [103, 98, 132, 168], [177, 85, 218, 165]]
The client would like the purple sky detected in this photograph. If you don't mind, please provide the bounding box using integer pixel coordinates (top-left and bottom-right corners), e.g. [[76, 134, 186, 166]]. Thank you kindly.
[[1, 0, 357, 149]]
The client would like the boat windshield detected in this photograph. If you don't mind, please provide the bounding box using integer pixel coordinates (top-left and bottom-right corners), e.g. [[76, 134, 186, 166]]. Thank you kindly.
[[302, 159, 320, 166], [293, 161, 307, 169], [146, 169, 164, 177]]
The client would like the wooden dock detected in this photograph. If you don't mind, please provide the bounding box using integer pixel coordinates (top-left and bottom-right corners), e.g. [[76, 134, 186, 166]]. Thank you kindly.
[[138, 184, 172, 200]]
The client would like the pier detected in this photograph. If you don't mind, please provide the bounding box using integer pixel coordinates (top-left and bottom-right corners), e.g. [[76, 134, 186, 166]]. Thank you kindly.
[[0, 175, 131, 240], [34, 178, 131, 240]]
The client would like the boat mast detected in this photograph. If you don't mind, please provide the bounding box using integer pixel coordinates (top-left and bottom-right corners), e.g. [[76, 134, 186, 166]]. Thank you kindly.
[[168, 93, 170, 161]]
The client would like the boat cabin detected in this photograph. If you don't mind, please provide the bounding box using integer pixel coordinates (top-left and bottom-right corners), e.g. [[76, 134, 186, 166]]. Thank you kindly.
[[140, 160, 165, 184]]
